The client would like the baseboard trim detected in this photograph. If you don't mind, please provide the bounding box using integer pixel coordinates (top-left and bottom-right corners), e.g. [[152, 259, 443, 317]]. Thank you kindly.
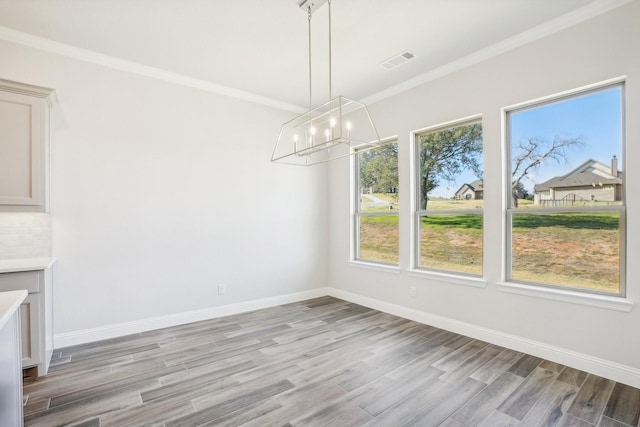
[[54, 287, 329, 349], [327, 287, 640, 389], [53, 286, 640, 388]]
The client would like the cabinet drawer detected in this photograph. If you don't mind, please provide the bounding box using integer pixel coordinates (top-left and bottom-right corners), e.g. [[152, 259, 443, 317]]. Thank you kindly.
[[0, 271, 40, 293]]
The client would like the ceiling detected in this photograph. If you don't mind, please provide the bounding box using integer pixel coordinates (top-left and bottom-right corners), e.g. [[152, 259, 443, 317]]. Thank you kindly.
[[0, 0, 627, 111]]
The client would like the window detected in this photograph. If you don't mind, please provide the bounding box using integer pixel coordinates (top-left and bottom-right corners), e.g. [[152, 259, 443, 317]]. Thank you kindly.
[[414, 119, 483, 276], [354, 142, 399, 265], [506, 83, 625, 296]]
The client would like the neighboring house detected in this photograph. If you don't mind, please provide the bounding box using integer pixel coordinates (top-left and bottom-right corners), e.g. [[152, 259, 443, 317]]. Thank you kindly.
[[534, 156, 622, 206], [455, 179, 484, 200]]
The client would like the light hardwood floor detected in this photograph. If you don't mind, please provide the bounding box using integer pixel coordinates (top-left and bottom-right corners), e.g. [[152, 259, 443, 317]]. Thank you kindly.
[[23, 296, 640, 426]]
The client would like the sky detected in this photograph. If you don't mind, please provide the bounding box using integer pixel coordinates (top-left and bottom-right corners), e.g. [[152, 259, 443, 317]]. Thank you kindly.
[[430, 84, 623, 198]]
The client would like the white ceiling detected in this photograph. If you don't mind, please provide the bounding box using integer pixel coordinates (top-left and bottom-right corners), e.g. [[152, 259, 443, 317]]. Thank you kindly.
[[0, 0, 628, 111]]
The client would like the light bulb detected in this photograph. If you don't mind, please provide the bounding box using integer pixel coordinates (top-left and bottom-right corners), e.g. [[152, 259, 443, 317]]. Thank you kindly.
[[309, 126, 316, 146]]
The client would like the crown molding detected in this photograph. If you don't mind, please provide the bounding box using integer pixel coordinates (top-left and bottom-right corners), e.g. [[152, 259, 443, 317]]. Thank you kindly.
[[0, 0, 631, 112], [0, 25, 305, 114], [0, 77, 57, 107], [362, 0, 633, 106]]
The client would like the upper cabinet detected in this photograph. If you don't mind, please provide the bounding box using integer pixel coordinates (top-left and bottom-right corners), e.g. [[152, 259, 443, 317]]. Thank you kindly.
[[0, 79, 56, 212]]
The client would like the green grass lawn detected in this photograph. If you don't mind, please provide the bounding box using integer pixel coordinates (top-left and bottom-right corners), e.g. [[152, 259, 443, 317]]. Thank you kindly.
[[359, 216, 399, 264], [511, 213, 619, 292], [419, 215, 483, 275], [358, 212, 621, 293]]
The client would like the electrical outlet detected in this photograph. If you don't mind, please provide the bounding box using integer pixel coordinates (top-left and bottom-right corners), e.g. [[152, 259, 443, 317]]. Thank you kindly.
[[218, 284, 226, 295], [409, 286, 417, 298]]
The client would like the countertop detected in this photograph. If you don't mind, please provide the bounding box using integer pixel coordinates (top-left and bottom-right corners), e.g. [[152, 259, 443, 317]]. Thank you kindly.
[[0, 290, 27, 329], [0, 257, 56, 274]]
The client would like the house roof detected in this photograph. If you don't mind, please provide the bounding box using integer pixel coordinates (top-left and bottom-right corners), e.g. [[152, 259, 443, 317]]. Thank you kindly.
[[534, 159, 622, 191], [455, 179, 483, 196], [469, 179, 484, 190]]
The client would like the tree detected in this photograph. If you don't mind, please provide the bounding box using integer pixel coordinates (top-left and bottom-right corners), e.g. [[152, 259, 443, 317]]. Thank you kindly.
[[511, 136, 584, 207], [359, 143, 398, 198], [418, 123, 483, 210], [513, 181, 529, 200]]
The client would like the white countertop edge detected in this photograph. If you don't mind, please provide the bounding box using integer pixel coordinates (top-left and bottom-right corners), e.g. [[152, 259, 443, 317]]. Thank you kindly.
[[0, 290, 27, 330], [0, 257, 56, 274]]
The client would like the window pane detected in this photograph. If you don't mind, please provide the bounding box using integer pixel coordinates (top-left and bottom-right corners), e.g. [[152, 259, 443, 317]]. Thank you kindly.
[[419, 214, 482, 275], [358, 143, 399, 212], [358, 215, 399, 264], [417, 122, 483, 210], [506, 83, 625, 295], [509, 86, 623, 209], [414, 120, 483, 276], [355, 142, 399, 265], [511, 212, 620, 293]]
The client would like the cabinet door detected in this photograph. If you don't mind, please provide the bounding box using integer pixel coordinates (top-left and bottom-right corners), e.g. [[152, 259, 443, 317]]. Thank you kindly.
[[0, 91, 45, 207], [19, 294, 41, 368], [0, 79, 54, 212]]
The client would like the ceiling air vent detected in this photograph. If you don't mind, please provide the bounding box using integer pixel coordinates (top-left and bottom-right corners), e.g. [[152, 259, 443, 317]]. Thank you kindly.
[[380, 50, 416, 70]]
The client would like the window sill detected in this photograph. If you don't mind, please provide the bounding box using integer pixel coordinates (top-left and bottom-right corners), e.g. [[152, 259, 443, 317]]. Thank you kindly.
[[407, 269, 487, 288], [349, 260, 401, 274], [497, 281, 634, 312]]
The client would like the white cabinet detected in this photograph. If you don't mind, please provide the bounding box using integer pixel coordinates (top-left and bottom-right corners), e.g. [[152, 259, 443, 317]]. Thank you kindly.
[[0, 290, 27, 427], [0, 269, 53, 376], [0, 79, 55, 212], [20, 293, 41, 368]]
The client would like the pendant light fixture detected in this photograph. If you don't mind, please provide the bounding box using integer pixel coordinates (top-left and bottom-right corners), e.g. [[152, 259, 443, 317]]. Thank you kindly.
[[271, 0, 382, 166]]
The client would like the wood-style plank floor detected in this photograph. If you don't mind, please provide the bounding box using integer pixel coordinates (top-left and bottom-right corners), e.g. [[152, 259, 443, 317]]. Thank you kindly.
[[23, 297, 640, 426]]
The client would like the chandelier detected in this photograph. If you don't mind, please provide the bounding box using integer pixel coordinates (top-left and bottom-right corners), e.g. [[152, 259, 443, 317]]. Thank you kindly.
[[271, 0, 382, 166]]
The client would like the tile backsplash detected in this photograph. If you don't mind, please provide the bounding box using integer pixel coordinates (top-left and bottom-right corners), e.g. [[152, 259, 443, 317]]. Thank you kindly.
[[0, 213, 52, 259]]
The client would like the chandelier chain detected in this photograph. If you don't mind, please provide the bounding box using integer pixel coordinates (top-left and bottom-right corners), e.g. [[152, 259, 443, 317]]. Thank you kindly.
[[328, 0, 332, 101], [308, 6, 312, 110]]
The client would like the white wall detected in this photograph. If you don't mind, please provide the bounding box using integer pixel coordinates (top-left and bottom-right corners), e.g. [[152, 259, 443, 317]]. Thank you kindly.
[[0, 40, 328, 339], [0, 0, 638, 387], [329, 1, 640, 381]]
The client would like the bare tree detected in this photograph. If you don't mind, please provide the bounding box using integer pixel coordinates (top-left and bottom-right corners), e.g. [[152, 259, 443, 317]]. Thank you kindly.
[[511, 136, 584, 207]]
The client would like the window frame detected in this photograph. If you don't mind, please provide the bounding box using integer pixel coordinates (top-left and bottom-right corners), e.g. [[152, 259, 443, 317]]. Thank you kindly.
[[411, 115, 484, 278], [504, 80, 626, 298], [352, 138, 400, 267]]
